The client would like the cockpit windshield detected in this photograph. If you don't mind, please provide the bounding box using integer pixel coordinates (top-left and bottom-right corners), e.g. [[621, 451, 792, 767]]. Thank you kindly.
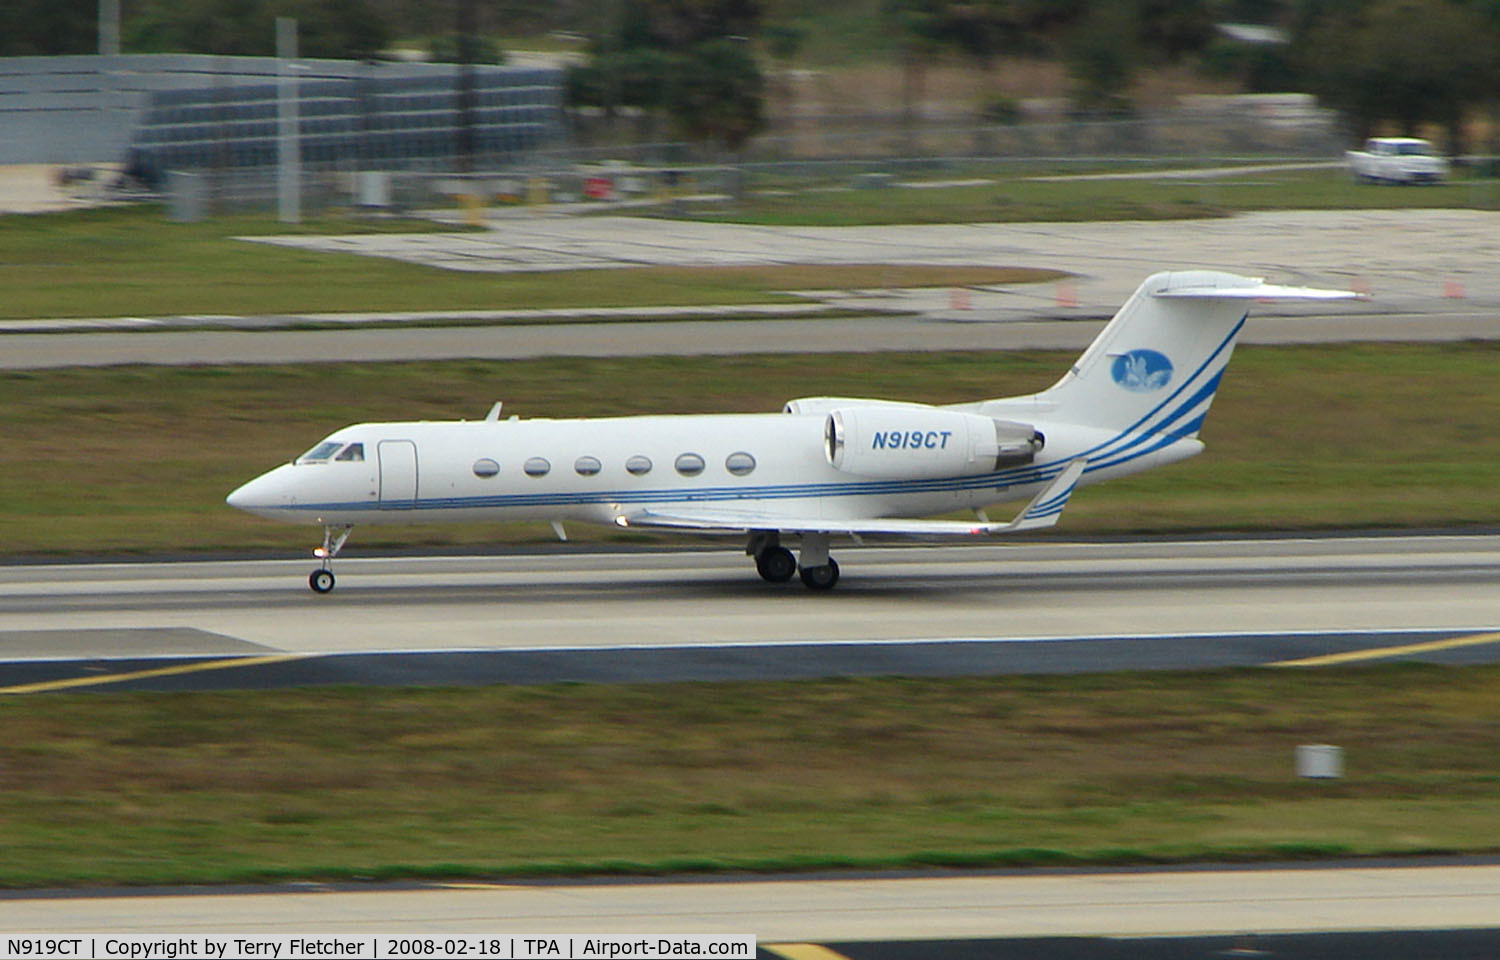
[[335, 442, 364, 461], [298, 441, 344, 463]]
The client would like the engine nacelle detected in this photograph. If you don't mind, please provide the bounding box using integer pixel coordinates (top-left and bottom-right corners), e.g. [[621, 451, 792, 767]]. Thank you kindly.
[[824, 407, 1043, 479]]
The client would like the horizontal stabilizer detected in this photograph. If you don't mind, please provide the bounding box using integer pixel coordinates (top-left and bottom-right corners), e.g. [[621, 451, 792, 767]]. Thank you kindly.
[[620, 459, 1088, 538], [1152, 279, 1362, 301]]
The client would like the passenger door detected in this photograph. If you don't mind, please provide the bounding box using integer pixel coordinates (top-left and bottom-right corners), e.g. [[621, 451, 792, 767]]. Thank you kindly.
[[378, 440, 418, 509]]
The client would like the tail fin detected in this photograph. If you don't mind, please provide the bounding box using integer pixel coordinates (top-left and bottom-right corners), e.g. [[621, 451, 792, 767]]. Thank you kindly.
[[1036, 271, 1357, 436]]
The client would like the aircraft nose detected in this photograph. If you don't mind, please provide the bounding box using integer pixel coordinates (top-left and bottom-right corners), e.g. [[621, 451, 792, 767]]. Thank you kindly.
[[225, 476, 265, 512], [225, 481, 252, 511], [226, 468, 290, 515]]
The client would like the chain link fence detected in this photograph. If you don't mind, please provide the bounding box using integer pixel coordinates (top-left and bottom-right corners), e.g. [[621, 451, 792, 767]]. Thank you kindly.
[[136, 87, 1349, 216]]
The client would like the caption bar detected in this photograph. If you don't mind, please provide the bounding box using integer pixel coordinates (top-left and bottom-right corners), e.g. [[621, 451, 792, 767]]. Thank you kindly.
[[0, 937, 756, 960]]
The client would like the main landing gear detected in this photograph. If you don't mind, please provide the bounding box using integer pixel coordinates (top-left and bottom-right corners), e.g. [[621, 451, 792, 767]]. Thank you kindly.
[[748, 531, 840, 591], [309, 524, 353, 594], [755, 544, 797, 583], [799, 557, 840, 590]]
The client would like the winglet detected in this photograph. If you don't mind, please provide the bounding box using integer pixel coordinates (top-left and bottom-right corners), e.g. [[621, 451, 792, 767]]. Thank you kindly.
[[997, 458, 1087, 533]]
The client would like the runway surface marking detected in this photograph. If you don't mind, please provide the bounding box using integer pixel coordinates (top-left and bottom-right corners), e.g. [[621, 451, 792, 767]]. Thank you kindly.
[[315, 624, 1500, 656], [4, 627, 1500, 693], [1271, 630, 1500, 667], [9, 625, 1489, 664], [763, 946, 854, 960], [0, 653, 309, 695]]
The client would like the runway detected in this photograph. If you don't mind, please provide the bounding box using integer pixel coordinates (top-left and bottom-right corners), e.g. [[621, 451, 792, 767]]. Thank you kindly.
[[2, 535, 1499, 692], [2, 863, 1499, 947]]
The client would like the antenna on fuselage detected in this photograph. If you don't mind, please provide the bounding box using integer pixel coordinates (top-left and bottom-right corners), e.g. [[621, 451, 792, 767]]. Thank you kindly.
[[485, 401, 503, 422]]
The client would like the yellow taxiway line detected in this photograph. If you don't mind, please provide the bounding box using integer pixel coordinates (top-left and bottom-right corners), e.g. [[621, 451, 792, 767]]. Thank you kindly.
[[1271, 631, 1500, 668], [0, 653, 310, 695], [763, 946, 854, 960]]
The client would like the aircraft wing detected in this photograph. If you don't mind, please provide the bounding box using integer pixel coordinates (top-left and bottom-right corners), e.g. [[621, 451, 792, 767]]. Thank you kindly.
[[619, 459, 1087, 538]]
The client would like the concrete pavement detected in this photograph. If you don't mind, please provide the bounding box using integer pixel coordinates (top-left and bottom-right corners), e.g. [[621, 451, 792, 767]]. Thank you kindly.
[[244, 209, 1500, 318], [3, 209, 1495, 365]]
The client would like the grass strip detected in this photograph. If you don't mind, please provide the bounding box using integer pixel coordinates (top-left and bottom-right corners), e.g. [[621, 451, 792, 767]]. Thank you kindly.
[[2, 342, 1498, 556], [0, 205, 1054, 320], [0, 846, 1377, 890], [666, 168, 1500, 226], [1, 664, 1497, 887]]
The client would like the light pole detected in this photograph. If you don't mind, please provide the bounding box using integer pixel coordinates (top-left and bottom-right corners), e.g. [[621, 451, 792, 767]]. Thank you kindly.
[[98, 0, 120, 56], [277, 17, 301, 224], [455, 0, 476, 174]]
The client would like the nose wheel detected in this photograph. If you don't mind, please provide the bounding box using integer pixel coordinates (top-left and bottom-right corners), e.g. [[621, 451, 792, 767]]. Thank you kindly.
[[309, 524, 353, 594]]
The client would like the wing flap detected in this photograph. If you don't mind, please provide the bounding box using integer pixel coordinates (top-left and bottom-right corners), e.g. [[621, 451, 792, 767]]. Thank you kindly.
[[620, 459, 1087, 538]]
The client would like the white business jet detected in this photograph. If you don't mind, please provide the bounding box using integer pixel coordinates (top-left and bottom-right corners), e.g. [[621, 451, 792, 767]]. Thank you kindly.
[[227, 270, 1355, 593]]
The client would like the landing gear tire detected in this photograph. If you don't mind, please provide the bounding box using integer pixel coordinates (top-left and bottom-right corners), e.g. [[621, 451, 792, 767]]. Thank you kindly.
[[756, 546, 797, 583], [799, 558, 840, 591], [308, 525, 352, 593]]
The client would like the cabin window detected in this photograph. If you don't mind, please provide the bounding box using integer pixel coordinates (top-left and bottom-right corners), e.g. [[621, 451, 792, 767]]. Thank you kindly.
[[674, 453, 705, 477], [575, 456, 602, 476], [473, 458, 500, 478], [725, 452, 756, 476], [335, 443, 364, 462], [298, 441, 342, 463], [523, 457, 551, 478], [626, 455, 653, 476]]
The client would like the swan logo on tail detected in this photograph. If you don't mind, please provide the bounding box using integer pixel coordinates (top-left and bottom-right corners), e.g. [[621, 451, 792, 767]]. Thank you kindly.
[[1110, 349, 1173, 393]]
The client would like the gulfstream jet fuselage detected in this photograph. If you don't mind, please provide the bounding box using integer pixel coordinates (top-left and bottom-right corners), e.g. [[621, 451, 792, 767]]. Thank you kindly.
[[227, 270, 1357, 592]]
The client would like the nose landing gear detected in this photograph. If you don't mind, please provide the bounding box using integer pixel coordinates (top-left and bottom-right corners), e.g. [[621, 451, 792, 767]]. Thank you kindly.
[[309, 524, 353, 594]]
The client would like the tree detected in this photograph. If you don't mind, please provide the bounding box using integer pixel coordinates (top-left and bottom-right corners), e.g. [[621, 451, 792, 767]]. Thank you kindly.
[[1293, 0, 1499, 152], [293, 0, 391, 59], [0, 0, 97, 55], [124, 0, 391, 59], [664, 37, 764, 148], [1466, 0, 1500, 159], [566, 0, 766, 151], [1064, 4, 1139, 116], [881, 0, 946, 134], [1136, 0, 1214, 62], [929, 0, 1060, 107], [881, 0, 1206, 124], [761, 19, 805, 129]]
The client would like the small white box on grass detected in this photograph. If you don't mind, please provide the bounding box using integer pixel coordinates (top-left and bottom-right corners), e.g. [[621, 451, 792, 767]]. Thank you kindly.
[[1296, 744, 1344, 779]]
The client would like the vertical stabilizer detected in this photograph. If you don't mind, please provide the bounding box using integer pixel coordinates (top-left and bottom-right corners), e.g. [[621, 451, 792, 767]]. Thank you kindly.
[[1034, 271, 1355, 438]]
